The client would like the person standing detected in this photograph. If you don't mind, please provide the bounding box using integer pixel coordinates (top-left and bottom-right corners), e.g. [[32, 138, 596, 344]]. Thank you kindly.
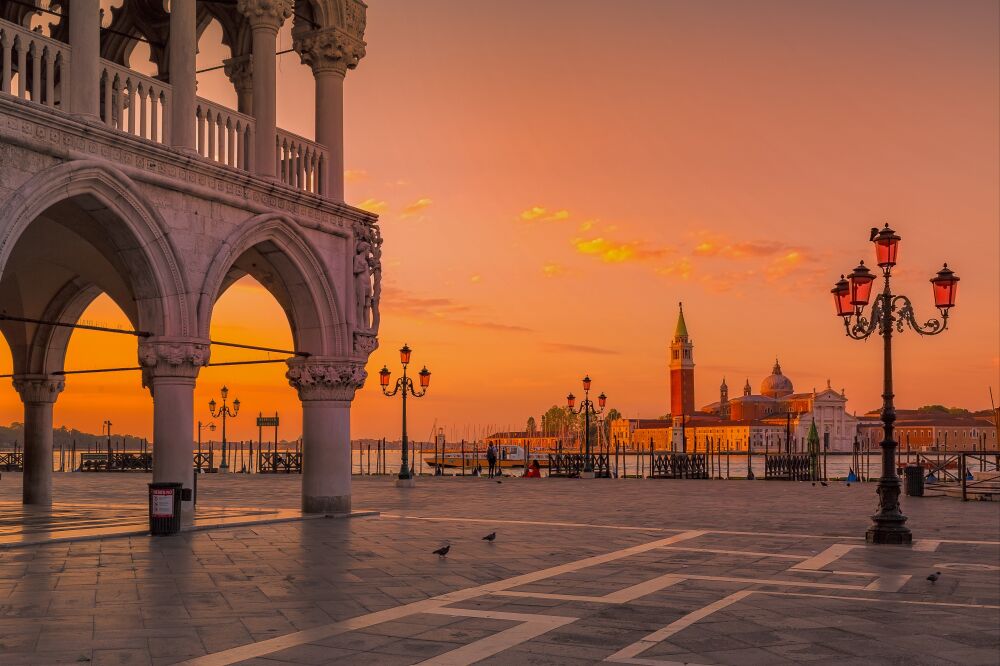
[[486, 443, 498, 479]]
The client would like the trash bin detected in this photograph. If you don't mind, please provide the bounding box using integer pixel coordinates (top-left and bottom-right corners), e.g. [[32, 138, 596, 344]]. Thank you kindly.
[[904, 465, 924, 497], [148, 482, 183, 535]]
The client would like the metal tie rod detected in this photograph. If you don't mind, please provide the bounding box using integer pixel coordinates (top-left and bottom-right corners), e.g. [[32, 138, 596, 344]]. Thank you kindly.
[[0, 358, 293, 378], [0, 313, 309, 357]]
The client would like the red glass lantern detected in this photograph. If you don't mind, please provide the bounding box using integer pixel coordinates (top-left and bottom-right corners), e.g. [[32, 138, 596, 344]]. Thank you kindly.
[[232, 398, 240, 410], [831, 275, 852, 317], [848, 261, 875, 306], [419, 366, 431, 388], [208, 399, 216, 412], [399, 344, 412, 365], [379, 365, 391, 387], [872, 223, 901, 268], [598, 393, 607, 409], [567, 393, 576, 409], [582, 375, 592, 392], [930, 264, 959, 309], [221, 385, 229, 400]]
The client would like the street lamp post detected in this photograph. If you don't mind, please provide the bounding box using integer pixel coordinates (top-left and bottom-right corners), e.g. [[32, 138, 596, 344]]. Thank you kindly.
[[379, 344, 431, 486], [197, 421, 216, 468], [831, 223, 959, 545], [208, 386, 240, 473], [566, 375, 607, 478]]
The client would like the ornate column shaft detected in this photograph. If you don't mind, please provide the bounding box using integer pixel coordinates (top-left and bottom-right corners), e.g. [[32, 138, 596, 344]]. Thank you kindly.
[[139, 338, 210, 523], [286, 357, 367, 514], [238, 0, 292, 179], [13, 375, 64, 505], [169, 0, 198, 150], [68, 0, 100, 118], [294, 27, 366, 201]]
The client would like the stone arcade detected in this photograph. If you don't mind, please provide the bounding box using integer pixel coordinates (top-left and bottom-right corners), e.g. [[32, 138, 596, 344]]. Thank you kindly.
[[0, 0, 378, 519]]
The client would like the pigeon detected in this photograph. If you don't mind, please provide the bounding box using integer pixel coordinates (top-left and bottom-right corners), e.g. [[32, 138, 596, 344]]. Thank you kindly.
[[820, 481, 829, 487], [482, 532, 496, 542], [846, 483, 851, 487], [870, 227, 880, 242], [432, 545, 450, 557], [496, 480, 502, 484], [811, 482, 816, 486], [927, 571, 941, 583]]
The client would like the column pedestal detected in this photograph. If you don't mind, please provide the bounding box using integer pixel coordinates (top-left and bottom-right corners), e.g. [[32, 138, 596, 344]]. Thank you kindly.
[[13, 375, 64, 506]]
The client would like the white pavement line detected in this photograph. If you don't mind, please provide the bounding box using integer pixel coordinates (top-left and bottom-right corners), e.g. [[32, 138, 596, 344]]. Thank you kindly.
[[791, 543, 859, 570], [679, 574, 864, 591], [605, 590, 754, 663], [660, 546, 805, 560], [380, 513, 677, 533], [417, 608, 577, 665], [494, 574, 685, 604], [913, 539, 943, 552], [758, 590, 1000, 610], [863, 574, 912, 592], [177, 530, 706, 666]]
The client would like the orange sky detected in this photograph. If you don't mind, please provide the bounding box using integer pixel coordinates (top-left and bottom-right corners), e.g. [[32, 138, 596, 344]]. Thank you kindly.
[[2, 1, 998, 442]]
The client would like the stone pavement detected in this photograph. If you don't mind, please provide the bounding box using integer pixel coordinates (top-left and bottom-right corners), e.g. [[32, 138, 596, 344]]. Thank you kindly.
[[0, 474, 997, 665]]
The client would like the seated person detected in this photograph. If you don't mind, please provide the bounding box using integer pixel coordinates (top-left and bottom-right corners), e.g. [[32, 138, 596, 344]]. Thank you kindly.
[[523, 460, 542, 478]]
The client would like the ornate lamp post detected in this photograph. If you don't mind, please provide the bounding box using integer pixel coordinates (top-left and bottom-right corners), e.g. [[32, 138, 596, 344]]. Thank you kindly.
[[208, 386, 240, 472], [197, 420, 216, 464], [831, 223, 959, 544], [379, 344, 431, 485], [566, 375, 607, 478]]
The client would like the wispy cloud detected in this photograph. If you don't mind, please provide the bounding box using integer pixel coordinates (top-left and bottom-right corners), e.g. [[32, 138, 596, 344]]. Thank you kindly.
[[401, 198, 433, 218], [344, 169, 368, 183], [357, 198, 388, 214], [573, 237, 672, 263], [542, 263, 566, 278], [541, 342, 618, 355], [520, 206, 570, 222], [380, 286, 532, 333], [693, 233, 797, 259]]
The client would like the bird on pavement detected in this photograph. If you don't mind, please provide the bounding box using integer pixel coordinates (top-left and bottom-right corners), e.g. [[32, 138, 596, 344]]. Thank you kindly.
[[496, 480, 502, 484], [820, 481, 829, 487], [811, 482, 816, 486], [927, 571, 941, 583], [483, 532, 496, 542], [432, 545, 450, 558]]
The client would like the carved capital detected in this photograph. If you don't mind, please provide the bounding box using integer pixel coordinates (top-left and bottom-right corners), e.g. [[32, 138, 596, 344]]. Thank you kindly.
[[237, 0, 292, 30], [223, 55, 253, 93], [12, 375, 64, 404], [138, 337, 210, 390], [293, 28, 366, 75], [353, 332, 378, 358], [285, 357, 367, 402]]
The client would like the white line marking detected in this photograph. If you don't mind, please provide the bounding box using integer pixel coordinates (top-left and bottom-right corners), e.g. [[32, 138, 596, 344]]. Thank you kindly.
[[913, 539, 942, 552], [177, 531, 706, 666], [494, 574, 684, 604], [863, 574, 911, 592], [759, 589, 1000, 610], [605, 591, 754, 663], [792, 543, 859, 571], [661, 546, 805, 559], [417, 608, 576, 665]]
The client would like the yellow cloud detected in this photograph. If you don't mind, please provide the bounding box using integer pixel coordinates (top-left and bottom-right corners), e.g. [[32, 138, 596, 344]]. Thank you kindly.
[[654, 257, 694, 281], [520, 206, 570, 222], [470, 275, 482, 284], [402, 197, 433, 217], [357, 198, 388, 214], [542, 263, 565, 278], [344, 169, 368, 183], [573, 237, 671, 263]]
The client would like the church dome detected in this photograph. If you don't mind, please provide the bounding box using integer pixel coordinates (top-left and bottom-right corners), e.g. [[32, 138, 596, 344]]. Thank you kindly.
[[761, 359, 794, 398]]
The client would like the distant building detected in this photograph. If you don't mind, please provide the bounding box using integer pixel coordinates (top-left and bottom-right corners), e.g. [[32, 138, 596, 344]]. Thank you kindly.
[[611, 418, 673, 452], [858, 410, 998, 452], [669, 303, 695, 419], [484, 431, 561, 451]]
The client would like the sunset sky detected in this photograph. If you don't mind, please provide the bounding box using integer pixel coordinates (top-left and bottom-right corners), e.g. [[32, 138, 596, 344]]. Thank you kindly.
[[2, 0, 998, 443]]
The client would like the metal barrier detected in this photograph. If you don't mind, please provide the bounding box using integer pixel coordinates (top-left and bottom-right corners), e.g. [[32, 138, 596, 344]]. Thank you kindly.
[[0, 451, 22, 471], [257, 450, 302, 474], [649, 453, 709, 479], [80, 451, 151, 472], [764, 454, 812, 480], [547, 453, 611, 478]]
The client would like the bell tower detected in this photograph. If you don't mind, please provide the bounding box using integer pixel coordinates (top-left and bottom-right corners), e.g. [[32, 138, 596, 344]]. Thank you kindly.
[[670, 302, 695, 418]]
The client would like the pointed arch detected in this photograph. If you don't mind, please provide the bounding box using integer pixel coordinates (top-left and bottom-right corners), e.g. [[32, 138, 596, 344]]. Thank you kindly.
[[198, 213, 345, 356]]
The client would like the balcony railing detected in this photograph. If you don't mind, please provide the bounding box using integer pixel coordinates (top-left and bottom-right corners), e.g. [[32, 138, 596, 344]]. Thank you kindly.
[[1, 18, 327, 197], [0, 20, 70, 109], [276, 129, 328, 196]]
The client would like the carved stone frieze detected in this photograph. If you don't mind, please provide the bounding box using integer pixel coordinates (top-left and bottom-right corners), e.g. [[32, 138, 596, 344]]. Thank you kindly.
[[12, 375, 65, 404], [138, 338, 210, 390], [352, 218, 382, 332], [352, 331, 378, 357], [293, 27, 366, 75], [223, 55, 253, 95], [286, 357, 367, 402], [236, 0, 293, 29]]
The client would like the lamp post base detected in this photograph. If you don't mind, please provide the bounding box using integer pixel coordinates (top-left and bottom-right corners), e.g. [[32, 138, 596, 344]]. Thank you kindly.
[[580, 471, 595, 479], [865, 524, 912, 545], [395, 477, 416, 488]]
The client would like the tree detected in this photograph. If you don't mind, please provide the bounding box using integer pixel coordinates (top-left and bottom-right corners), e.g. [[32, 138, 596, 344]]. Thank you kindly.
[[541, 405, 570, 437], [526, 416, 537, 436], [603, 408, 622, 443]]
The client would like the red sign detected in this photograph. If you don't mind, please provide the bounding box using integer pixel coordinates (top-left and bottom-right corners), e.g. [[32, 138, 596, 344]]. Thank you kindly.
[[151, 488, 174, 518]]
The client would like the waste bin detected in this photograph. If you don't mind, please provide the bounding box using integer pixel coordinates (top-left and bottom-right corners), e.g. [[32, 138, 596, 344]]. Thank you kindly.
[[148, 482, 183, 535], [904, 465, 924, 497]]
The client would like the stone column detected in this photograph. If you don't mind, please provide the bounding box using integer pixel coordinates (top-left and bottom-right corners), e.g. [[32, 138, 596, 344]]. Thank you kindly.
[[223, 55, 254, 115], [68, 0, 100, 118], [285, 358, 367, 514], [169, 0, 198, 151], [13, 375, 64, 505], [139, 338, 210, 523], [238, 0, 292, 179], [294, 28, 366, 201]]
